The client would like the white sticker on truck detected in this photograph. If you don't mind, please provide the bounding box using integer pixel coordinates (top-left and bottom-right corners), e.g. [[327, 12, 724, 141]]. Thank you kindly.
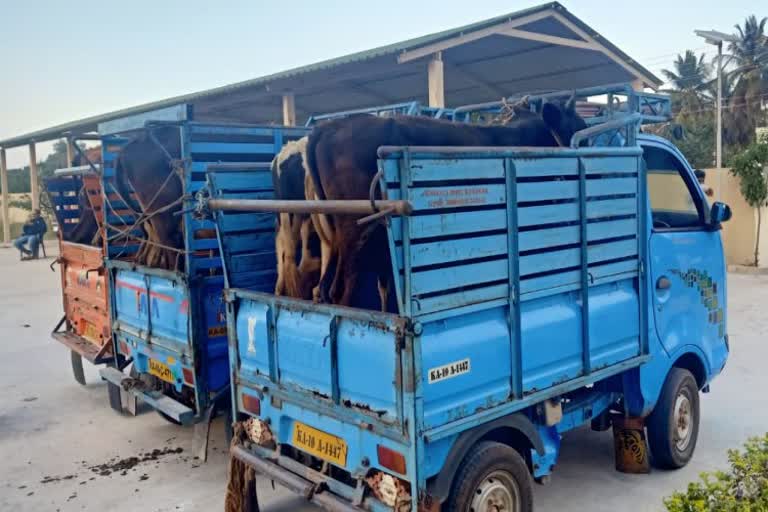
[[428, 358, 471, 384], [247, 316, 257, 354]]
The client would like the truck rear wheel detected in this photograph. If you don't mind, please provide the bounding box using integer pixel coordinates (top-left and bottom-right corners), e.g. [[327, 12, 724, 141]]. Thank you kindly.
[[647, 367, 700, 469], [445, 441, 533, 512]]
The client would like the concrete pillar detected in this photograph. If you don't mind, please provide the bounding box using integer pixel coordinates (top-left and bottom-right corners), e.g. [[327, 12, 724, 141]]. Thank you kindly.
[[66, 138, 75, 166], [282, 93, 296, 127], [29, 143, 39, 211], [1, 148, 9, 244], [427, 52, 445, 108]]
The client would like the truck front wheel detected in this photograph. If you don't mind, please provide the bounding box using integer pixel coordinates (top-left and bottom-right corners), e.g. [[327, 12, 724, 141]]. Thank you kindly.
[[646, 367, 700, 469], [445, 441, 533, 512]]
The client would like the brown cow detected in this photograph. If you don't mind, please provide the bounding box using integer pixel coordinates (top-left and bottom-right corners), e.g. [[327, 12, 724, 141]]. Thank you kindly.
[[271, 137, 321, 299], [114, 126, 184, 270], [305, 100, 587, 310]]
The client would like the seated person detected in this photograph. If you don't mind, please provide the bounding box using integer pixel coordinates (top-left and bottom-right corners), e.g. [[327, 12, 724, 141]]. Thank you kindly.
[[13, 209, 47, 260]]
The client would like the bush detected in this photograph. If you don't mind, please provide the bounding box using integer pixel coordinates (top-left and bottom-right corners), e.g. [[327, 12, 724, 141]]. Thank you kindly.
[[665, 434, 768, 511]]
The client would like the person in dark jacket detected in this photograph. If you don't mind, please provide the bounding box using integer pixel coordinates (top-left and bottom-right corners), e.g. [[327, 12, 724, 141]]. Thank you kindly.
[[13, 209, 47, 260]]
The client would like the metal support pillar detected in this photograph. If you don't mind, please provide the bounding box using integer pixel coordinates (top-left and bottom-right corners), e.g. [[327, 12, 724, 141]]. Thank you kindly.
[[1, 148, 9, 244], [28, 143, 39, 210]]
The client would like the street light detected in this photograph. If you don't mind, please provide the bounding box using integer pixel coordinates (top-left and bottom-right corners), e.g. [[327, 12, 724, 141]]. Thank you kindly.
[[695, 29, 738, 169]]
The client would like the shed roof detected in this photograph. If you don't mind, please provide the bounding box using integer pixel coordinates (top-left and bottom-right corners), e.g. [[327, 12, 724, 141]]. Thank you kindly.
[[0, 2, 661, 149]]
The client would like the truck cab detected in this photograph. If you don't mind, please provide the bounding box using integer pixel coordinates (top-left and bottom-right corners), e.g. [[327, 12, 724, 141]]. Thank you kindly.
[[211, 85, 730, 512]]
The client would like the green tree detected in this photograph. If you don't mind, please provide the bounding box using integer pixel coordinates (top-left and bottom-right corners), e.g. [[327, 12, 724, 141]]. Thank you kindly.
[[724, 15, 768, 147], [730, 141, 768, 266], [663, 50, 712, 112]]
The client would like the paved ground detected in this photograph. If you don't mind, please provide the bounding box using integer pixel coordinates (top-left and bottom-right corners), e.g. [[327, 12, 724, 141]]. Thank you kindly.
[[0, 243, 765, 512]]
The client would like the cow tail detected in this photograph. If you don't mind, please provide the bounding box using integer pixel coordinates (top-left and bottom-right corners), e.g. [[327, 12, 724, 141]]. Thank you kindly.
[[305, 131, 327, 201]]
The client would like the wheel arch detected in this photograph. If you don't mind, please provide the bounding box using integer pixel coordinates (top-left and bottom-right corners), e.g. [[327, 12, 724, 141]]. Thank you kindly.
[[672, 350, 708, 389], [426, 413, 543, 504]]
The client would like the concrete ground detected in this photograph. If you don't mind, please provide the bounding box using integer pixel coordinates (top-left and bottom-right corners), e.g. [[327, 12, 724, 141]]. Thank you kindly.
[[0, 243, 765, 512]]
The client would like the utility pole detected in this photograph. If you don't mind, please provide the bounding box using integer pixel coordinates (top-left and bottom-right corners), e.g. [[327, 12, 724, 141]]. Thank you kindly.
[[716, 41, 723, 169], [695, 29, 738, 169]]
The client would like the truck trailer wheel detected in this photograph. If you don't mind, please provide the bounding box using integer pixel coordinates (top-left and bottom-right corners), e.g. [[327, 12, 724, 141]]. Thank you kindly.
[[646, 367, 700, 469], [445, 441, 533, 512]]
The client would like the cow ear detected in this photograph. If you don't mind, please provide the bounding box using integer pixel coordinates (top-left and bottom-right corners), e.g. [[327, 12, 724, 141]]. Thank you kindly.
[[542, 103, 562, 130]]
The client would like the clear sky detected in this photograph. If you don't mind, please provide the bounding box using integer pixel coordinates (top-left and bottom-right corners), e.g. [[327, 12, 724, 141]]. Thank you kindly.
[[0, 0, 761, 168]]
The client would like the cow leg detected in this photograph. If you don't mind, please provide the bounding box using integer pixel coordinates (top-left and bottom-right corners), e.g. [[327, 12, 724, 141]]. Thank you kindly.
[[274, 214, 289, 295], [377, 274, 391, 313]]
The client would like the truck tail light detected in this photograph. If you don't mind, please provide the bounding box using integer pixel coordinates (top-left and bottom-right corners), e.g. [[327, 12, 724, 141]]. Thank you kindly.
[[242, 394, 261, 416], [119, 341, 130, 355], [377, 445, 407, 475], [182, 367, 194, 386]]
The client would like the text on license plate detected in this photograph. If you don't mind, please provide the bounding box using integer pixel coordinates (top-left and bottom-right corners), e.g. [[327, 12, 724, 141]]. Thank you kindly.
[[148, 358, 175, 384], [292, 421, 348, 466], [83, 322, 100, 343]]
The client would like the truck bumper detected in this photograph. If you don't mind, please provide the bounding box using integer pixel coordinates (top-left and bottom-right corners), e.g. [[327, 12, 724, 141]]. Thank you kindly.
[[99, 366, 195, 425], [52, 330, 113, 365], [231, 445, 372, 512]]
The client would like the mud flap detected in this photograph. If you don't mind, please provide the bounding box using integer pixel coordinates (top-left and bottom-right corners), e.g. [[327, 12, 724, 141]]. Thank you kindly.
[[193, 403, 215, 462], [107, 381, 123, 412], [71, 350, 86, 386], [613, 416, 650, 474], [193, 387, 231, 462]]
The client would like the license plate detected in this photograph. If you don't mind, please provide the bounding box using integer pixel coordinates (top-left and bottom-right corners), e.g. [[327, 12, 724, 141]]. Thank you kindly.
[[82, 322, 100, 343], [292, 421, 348, 467], [148, 358, 175, 384]]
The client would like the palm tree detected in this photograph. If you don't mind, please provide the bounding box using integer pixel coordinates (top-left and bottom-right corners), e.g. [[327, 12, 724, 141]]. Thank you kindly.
[[663, 50, 712, 93], [724, 15, 768, 147], [662, 51, 712, 116]]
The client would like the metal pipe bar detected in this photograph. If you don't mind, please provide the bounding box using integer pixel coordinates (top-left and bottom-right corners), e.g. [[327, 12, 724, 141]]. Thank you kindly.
[[206, 198, 413, 216], [53, 164, 101, 177]]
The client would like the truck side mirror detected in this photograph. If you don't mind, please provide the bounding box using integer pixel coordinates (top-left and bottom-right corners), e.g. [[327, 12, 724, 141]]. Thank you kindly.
[[710, 201, 732, 227]]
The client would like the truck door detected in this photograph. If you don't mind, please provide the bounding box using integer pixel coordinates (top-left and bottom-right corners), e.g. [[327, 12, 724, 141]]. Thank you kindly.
[[645, 141, 726, 359]]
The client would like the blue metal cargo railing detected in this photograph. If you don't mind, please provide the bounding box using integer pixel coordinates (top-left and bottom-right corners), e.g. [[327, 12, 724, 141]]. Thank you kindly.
[[305, 101, 454, 126], [98, 105, 309, 433]]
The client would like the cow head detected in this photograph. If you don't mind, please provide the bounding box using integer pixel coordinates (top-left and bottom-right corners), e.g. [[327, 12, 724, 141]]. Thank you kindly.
[[541, 96, 587, 147]]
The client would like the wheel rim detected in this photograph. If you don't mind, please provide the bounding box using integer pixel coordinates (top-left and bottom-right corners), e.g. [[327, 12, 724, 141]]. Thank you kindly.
[[673, 392, 693, 452], [469, 470, 520, 512]]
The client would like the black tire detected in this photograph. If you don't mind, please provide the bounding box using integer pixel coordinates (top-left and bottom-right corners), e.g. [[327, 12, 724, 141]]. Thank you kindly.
[[647, 367, 700, 469], [445, 441, 533, 512], [71, 350, 86, 386]]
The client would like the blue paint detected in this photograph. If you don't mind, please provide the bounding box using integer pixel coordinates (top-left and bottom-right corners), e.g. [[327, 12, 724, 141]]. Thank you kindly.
[[211, 87, 728, 510]]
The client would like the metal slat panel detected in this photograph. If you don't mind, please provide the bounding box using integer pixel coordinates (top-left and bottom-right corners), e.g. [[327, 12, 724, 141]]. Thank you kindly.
[[407, 233, 507, 268], [189, 142, 283, 155], [518, 218, 637, 252], [408, 184, 506, 211], [517, 197, 636, 227], [404, 158, 506, 182], [413, 284, 508, 315], [519, 258, 639, 297], [402, 208, 507, 240], [411, 258, 507, 296], [519, 238, 638, 276]]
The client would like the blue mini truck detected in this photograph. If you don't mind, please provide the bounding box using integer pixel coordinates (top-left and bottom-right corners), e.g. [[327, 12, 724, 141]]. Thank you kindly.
[[97, 105, 308, 433], [208, 86, 730, 511]]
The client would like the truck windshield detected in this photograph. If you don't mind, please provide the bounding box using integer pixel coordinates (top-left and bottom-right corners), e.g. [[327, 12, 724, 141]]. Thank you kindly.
[[644, 145, 704, 230]]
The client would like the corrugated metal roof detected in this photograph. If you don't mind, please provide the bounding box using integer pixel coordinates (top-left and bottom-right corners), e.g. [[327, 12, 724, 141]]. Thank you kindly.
[[0, 2, 661, 149]]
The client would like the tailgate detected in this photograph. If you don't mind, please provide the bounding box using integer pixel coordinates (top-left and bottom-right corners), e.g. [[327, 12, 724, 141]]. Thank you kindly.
[[233, 291, 407, 422], [113, 268, 190, 355]]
